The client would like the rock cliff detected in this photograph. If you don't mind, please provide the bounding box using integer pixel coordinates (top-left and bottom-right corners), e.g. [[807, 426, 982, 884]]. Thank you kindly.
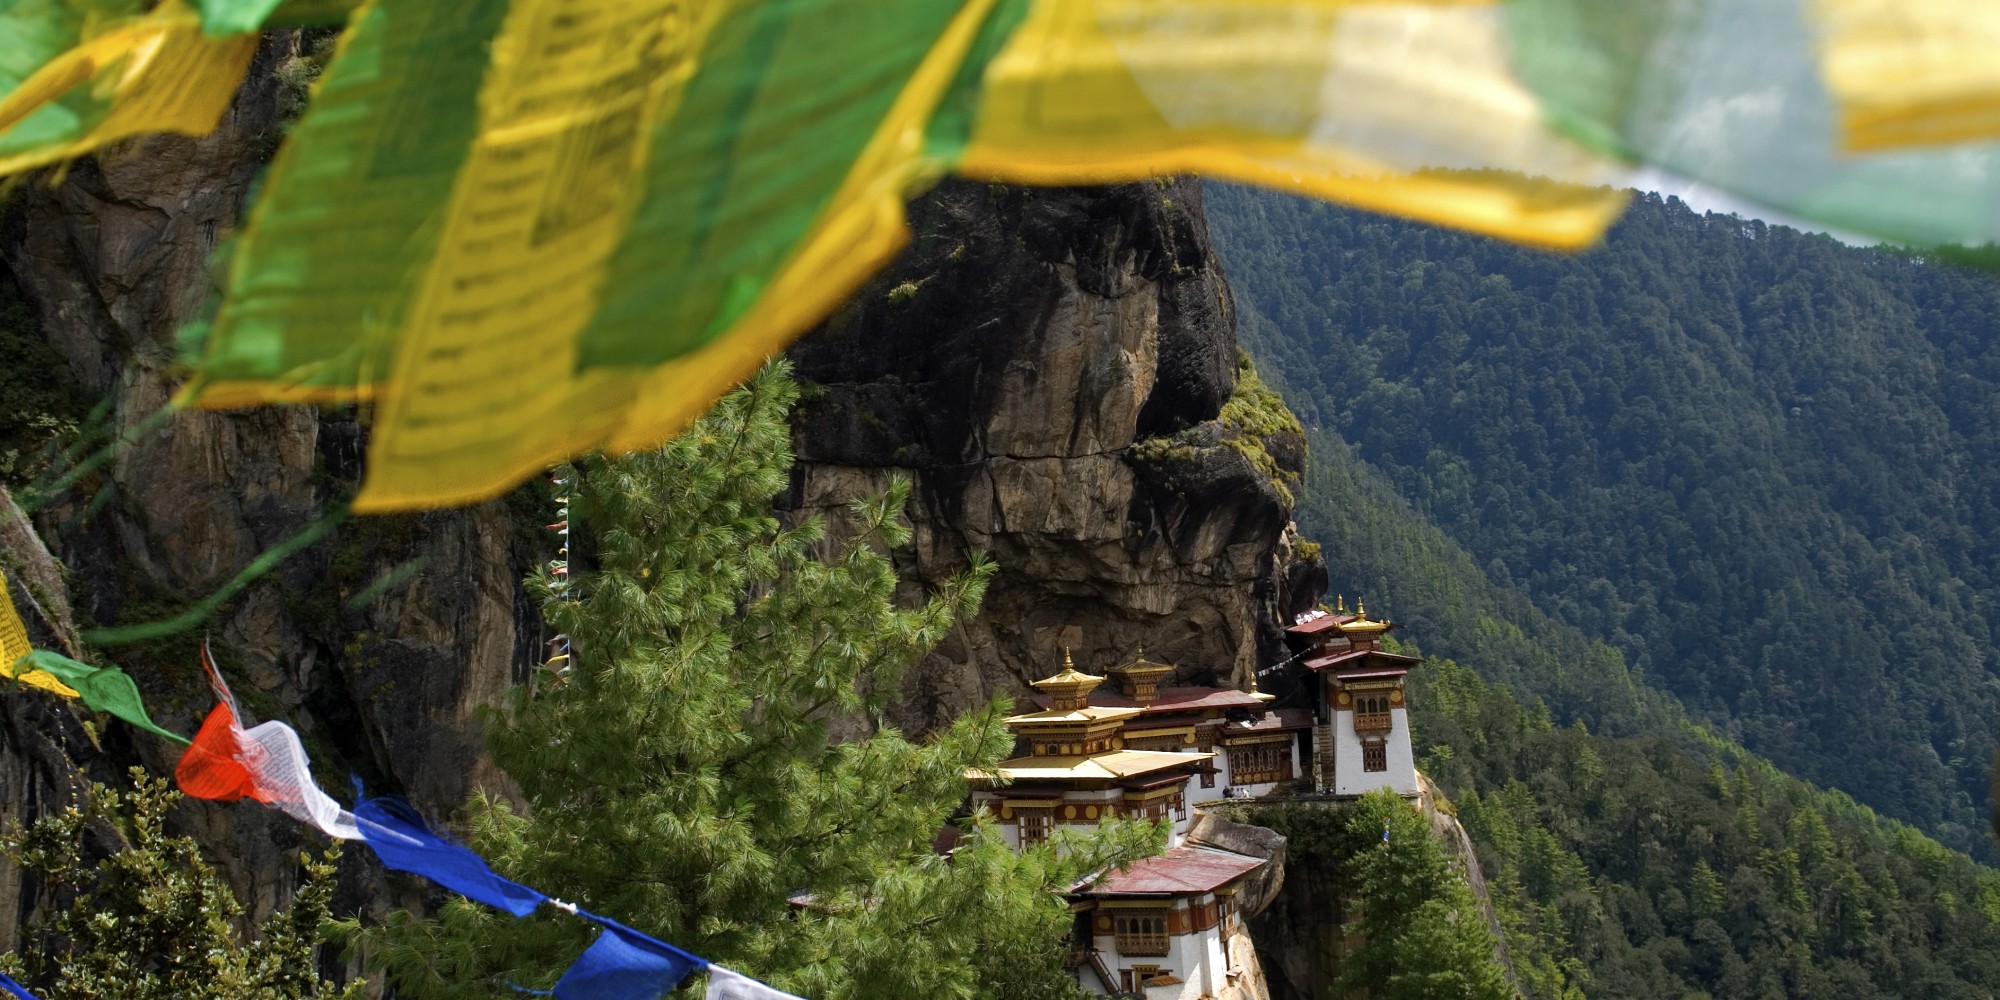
[[0, 54, 1322, 950], [785, 179, 1324, 729], [0, 35, 545, 935]]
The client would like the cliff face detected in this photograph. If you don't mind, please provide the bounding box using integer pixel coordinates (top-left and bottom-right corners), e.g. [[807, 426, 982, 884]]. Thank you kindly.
[[0, 55, 1320, 950], [785, 179, 1324, 729], [0, 36, 544, 934]]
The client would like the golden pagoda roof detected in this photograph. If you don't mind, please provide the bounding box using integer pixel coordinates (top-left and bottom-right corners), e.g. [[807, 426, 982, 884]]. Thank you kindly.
[[1247, 672, 1276, 703], [1029, 649, 1109, 708], [1337, 599, 1392, 634], [976, 749, 1215, 782], [1109, 645, 1174, 679], [1004, 704, 1143, 726]]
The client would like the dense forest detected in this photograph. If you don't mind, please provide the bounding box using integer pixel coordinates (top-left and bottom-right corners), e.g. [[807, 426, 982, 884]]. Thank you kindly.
[[1417, 652, 2000, 1000], [1254, 414, 2000, 998], [1207, 185, 2000, 860]]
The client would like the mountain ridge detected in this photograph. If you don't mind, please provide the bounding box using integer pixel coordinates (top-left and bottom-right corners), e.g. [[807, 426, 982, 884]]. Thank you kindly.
[[1206, 182, 2000, 859]]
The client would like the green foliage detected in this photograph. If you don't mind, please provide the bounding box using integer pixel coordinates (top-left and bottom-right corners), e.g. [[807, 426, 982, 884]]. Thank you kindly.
[[0, 768, 360, 1000], [354, 363, 1162, 1000], [1129, 352, 1304, 506], [1336, 792, 1512, 1000], [0, 267, 84, 487], [1205, 183, 2000, 996], [1237, 796, 1511, 1000], [1415, 656, 2000, 1000], [1207, 183, 2000, 858]]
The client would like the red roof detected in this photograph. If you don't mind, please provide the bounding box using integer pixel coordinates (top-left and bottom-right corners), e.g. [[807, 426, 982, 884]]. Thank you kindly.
[[1075, 846, 1266, 896], [1305, 649, 1420, 673], [1220, 707, 1314, 735], [1030, 686, 1268, 714], [1286, 613, 1357, 636]]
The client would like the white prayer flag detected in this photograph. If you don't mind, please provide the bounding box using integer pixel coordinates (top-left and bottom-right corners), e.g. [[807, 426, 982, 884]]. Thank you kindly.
[[706, 967, 805, 1000]]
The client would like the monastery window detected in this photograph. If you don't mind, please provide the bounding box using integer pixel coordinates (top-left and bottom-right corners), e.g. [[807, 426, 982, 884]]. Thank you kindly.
[[1229, 743, 1291, 785], [1017, 810, 1053, 845], [1120, 966, 1166, 992], [1200, 768, 1216, 789], [1172, 790, 1187, 821], [1362, 742, 1387, 773], [1353, 693, 1392, 733], [1113, 911, 1171, 956], [1219, 896, 1237, 933]]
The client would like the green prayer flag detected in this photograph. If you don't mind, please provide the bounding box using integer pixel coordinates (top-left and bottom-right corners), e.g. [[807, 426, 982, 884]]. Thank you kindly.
[[1499, 0, 2000, 247], [197, 0, 285, 34], [575, 0, 981, 368], [0, 0, 144, 159], [17, 650, 190, 745], [260, 0, 361, 27], [193, 0, 508, 407]]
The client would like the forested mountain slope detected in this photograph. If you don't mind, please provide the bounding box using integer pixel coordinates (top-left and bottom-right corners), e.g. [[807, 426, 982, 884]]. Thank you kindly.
[[1288, 422, 2000, 998], [1206, 185, 2000, 858]]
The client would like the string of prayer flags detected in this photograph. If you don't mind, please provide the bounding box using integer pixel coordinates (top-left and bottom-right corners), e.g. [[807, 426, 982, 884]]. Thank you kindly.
[[552, 913, 705, 1000], [16, 0, 1987, 513], [0, 638, 814, 1000], [351, 797, 549, 917], [0, 0, 257, 176], [175, 644, 361, 838], [185, 0, 1631, 514], [13, 651, 187, 744]]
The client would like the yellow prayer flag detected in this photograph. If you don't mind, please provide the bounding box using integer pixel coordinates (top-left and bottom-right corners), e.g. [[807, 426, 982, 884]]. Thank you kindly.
[[199, 0, 1628, 514], [353, 0, 1002, 509], [955, 0, 1627, 250], [0, 569, 80, 698], [347, 0, 735, 511], [1809, 0, 2000, 151], [0, 2, 256, 176]]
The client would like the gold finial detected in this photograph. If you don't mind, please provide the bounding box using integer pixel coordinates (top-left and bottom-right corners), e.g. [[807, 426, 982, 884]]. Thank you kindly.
[[1356, 598, 1366, 617], [1336, 594, 1346, 613], [1064, 647, 1074, 669], [1137, 642, 1145, 658]]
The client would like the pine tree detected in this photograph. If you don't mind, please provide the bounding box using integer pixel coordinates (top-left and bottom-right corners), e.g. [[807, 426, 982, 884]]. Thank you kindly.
[[355, 364, 1160, 1000], [1335, 790, 1511, 1000], [0, 768, 361, 1000]]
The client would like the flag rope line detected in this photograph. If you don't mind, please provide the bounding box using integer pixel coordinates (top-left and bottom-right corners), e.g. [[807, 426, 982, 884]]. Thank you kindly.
[[0, 635, 801, 1000]]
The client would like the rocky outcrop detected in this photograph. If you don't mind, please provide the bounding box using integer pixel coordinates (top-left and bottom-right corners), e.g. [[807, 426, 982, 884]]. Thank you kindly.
[[785, 179, 1323, 731], [1186, 811, 1288, 917], [0, 47, 1320, 958], [0, 35, 545, 937]]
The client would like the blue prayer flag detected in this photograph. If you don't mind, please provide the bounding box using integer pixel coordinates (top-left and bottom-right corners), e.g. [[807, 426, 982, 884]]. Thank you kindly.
[[555, 913, 705, 1000], [355, 797, 547, 917], [0, 973, 41, 1000]]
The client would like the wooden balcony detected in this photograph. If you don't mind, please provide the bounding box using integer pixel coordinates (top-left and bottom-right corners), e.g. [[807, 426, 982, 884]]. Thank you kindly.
[[1114, 932, 1171, 957]]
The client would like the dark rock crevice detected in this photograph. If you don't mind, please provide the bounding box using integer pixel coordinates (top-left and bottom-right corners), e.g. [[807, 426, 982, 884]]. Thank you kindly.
[[785, 178, 1322, 730]]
